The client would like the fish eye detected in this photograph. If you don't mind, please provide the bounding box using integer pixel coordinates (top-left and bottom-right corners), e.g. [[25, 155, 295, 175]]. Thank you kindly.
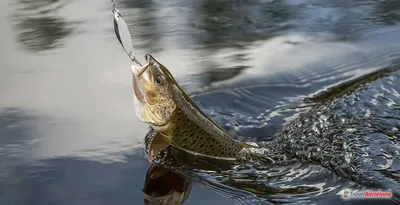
[[154, 73, 165, 85]]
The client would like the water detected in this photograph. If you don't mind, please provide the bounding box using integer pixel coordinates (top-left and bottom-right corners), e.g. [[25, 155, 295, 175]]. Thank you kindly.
[[0, 0, 399, 204]]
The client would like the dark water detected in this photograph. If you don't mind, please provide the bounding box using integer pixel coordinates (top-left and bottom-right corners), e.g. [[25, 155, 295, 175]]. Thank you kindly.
[[1, 0, 400, 204]]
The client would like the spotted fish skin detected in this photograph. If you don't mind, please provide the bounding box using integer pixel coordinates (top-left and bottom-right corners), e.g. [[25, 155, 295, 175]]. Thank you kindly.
[[131, 54, 250, 161], [164, 107, 243, 159]]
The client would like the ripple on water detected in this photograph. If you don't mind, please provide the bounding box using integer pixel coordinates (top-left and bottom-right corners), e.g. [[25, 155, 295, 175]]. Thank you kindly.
[[189, 31, 400, 143], [276, 69, 400, 193], [163, 69, 400, 204]]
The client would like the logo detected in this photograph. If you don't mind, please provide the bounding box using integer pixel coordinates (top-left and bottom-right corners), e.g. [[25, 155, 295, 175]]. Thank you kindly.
[[343, 189, 350, 198], [340, 189, 392, 200]]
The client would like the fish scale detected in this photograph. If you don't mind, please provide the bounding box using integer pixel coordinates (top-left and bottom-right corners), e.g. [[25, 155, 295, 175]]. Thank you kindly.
[[131, 54, 253, 161], [166, 107, 244, 158]]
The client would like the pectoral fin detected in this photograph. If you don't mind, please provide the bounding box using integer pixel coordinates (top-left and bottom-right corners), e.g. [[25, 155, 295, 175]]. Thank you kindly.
[[147, 131, 172, 162]]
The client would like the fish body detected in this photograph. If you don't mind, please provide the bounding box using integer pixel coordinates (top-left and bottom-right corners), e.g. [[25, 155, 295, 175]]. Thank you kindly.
[[159, 106, 244, 159], [131, 54, 251, 161]]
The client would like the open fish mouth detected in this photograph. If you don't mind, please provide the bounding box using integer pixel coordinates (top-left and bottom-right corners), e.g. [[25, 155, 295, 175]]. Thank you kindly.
[[131, 63, 149, 76], [131, 64, 149, 103], [133, 77, 145, 103]]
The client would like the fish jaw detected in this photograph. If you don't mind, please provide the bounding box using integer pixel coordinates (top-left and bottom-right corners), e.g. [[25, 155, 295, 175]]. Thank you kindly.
[[131, 64, 156, 123], [131, 64, 149, 103], [130, 61, 177, 129], [131, 64, 151, 123]]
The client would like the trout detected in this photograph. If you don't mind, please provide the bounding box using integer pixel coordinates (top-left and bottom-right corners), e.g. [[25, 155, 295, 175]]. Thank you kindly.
[[131, 54, 254, 162]]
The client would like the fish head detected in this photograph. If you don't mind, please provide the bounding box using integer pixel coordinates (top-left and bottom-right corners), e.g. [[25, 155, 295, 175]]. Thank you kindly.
[[131, 54, 178, 129]]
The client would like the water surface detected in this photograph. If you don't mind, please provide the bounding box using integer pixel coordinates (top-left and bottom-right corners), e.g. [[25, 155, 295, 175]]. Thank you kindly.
[[0, 0, 400, 204]]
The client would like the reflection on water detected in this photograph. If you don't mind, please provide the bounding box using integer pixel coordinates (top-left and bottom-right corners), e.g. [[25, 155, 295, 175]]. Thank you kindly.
[[374, 0, 400, 25], [275, 68, 400, 189], [0, 108, 37, 184], [188, 0, 293, 50], [143, 164, 191, 205], [193, 65, 250, 88], [1, 0, 400, 205], [118, 0, 162, 53], [115, 0, 400, 52], [141, 70, 400, 205], [11, 0, 75, 52]]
